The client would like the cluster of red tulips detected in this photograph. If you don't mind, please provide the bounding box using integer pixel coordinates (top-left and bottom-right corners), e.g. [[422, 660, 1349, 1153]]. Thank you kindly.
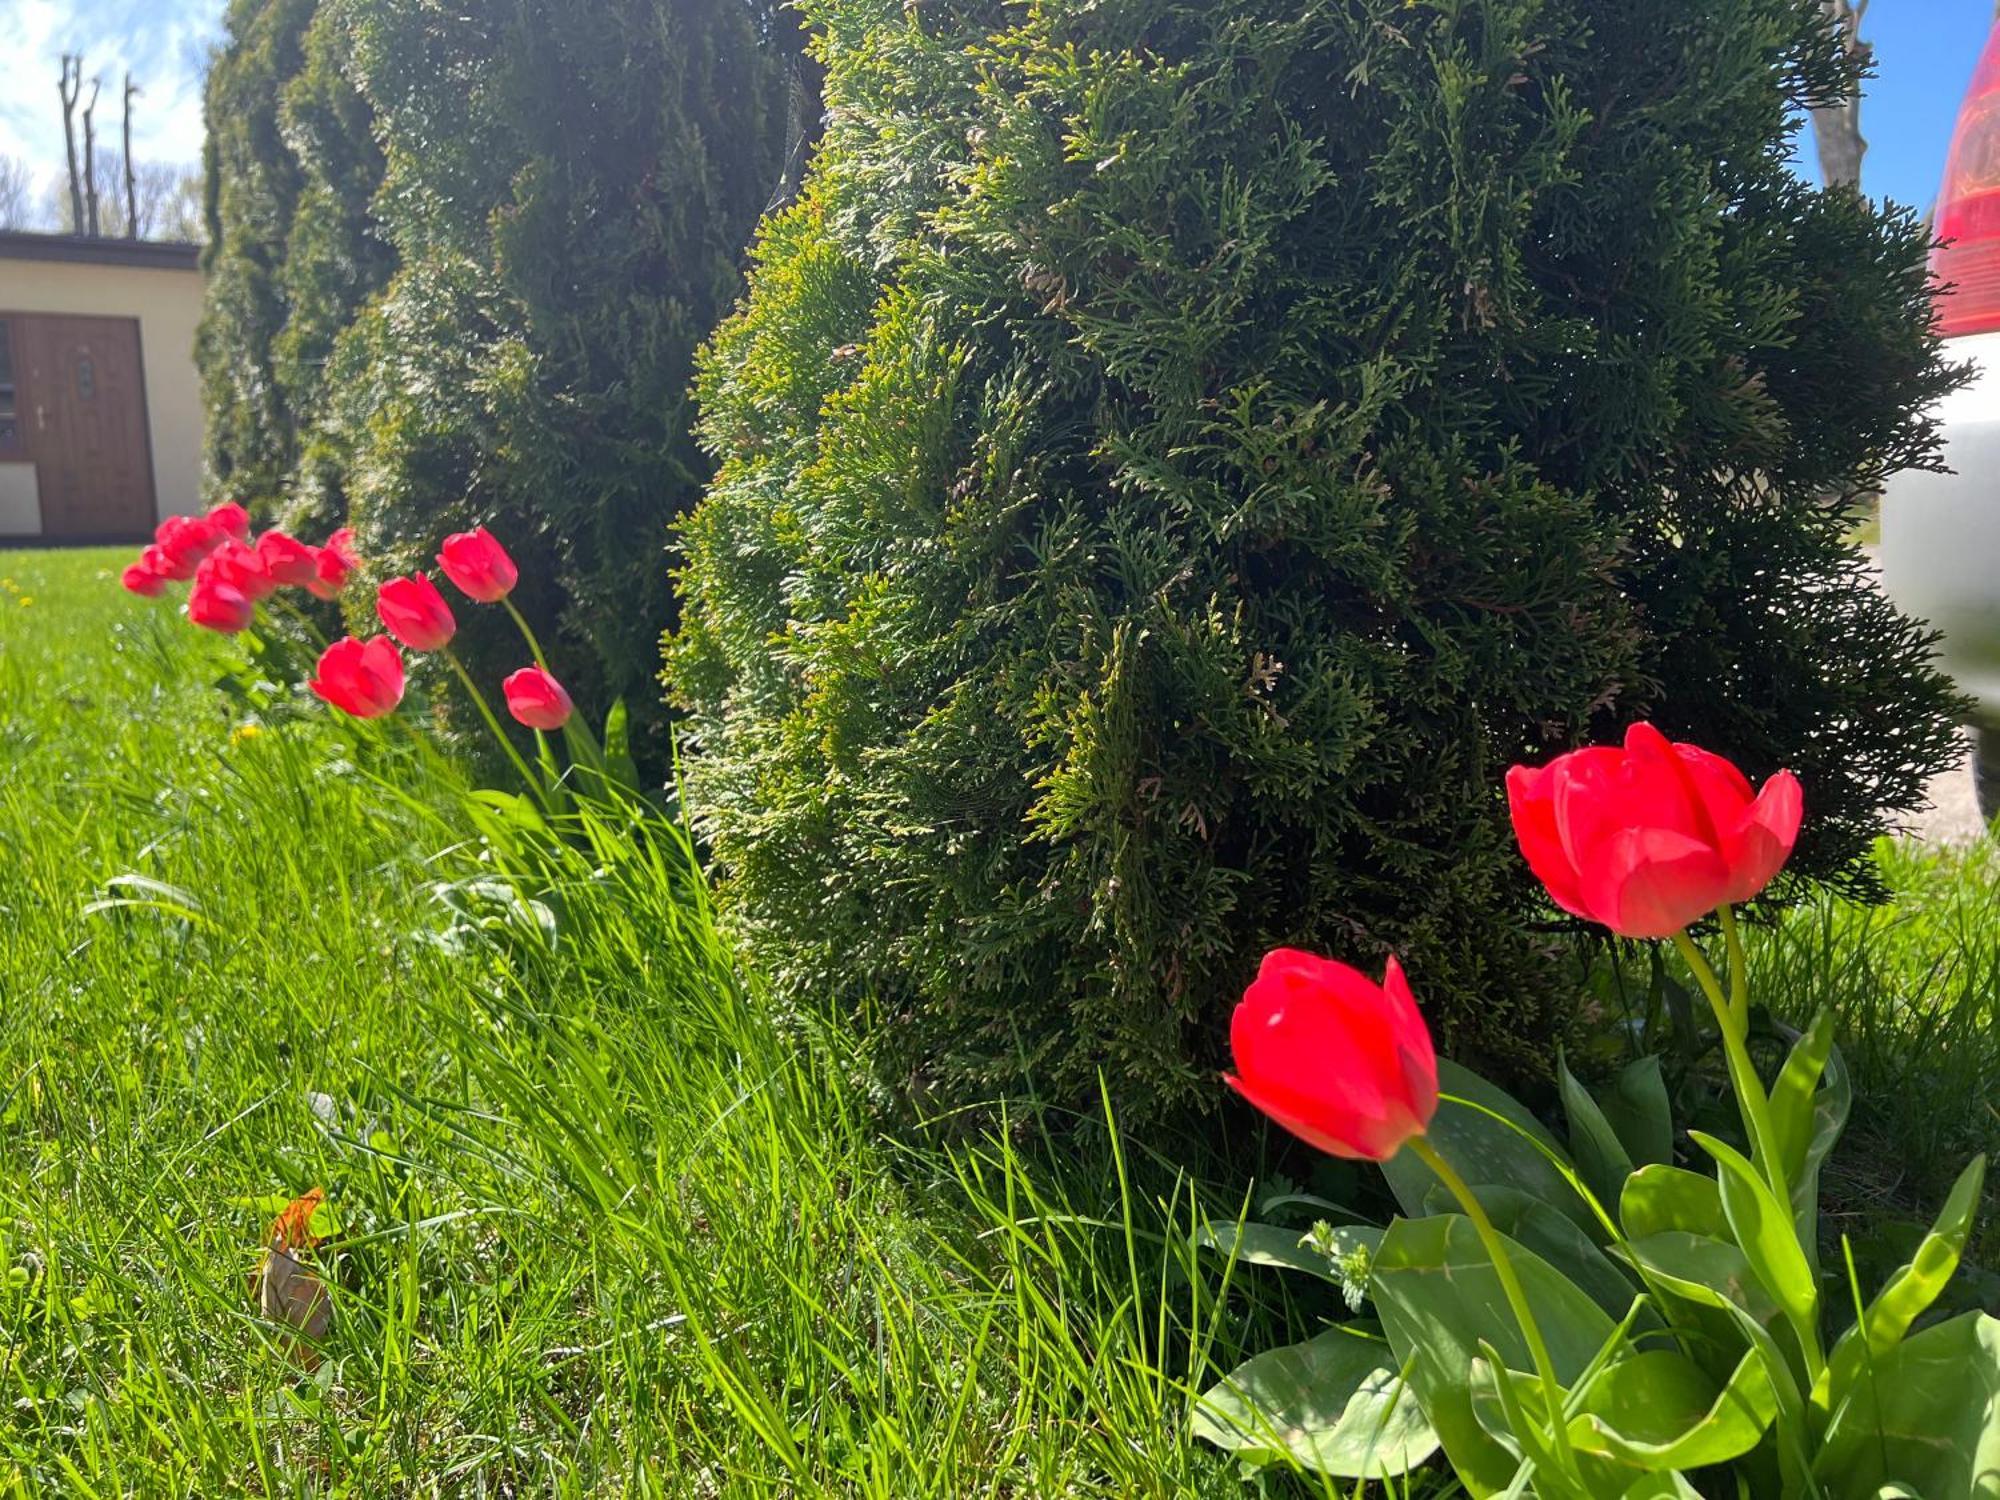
[[120, 504, 572, 734], [1227, 722, 1804, 1159]]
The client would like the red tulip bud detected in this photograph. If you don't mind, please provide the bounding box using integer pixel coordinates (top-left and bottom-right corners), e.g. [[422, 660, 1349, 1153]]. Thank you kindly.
[[1226, 950, 1438, 1162], [187, 575, 254, 633], [309, 636, 406, 719], [375, 574, 457, 652], [503, 665, 573, 730], [307, 528, 360, 600], [437, 527, 519, 603], [206, 501, 251, 541], [255, 530, 322, 590]]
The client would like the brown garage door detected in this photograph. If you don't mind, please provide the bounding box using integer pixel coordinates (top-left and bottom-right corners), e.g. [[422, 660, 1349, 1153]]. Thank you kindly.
[[2, 313, 156, 540]]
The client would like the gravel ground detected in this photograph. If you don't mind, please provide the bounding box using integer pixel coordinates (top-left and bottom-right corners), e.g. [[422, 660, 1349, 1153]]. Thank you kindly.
[[1860, 543, 1986, 845], [1901, 725, 1984, 845]]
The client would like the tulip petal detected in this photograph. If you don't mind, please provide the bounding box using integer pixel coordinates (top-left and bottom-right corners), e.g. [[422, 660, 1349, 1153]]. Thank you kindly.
[[1507, 763, 1592, 917], [1584, 827, 1733, 939], [1719, 770, 1803, 904]]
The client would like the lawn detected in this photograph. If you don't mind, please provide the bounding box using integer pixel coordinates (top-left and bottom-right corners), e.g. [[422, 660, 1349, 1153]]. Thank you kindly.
[[0, 547, 1287, 1497], [0, 547, 1991, 1495]]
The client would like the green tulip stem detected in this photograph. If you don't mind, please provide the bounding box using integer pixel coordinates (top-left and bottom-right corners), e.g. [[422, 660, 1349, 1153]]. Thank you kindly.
[[1673, 928, 1788, 1203], [268, 595, 329, 652], [443, 649, 544, 806], [500, 597, 551, 674], [1410, 1135, 1582, 1481], [1718, 904, 1750, 1032]]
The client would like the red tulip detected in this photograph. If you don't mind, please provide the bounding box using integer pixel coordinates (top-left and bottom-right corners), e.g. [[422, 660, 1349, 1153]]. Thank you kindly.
[[187, 575, 254, 633], [207, 501, 251, 540], [255, 530, 322, 590], [503, 666, 573, 730], [122, 558, 167, 596], [309, 636, 405, 718], [307, 528, 359, 600], [437, 528, 518, 603], [1507, 722, 1803, 940], [198, 538, 277, 603], [153, 513, 223, 579], [375, 574, 457, 652], [1226, 949, 1439, 1162]]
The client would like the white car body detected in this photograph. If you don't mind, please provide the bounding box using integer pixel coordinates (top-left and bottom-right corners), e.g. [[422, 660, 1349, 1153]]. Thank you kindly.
[[1880, 328, 2000, 729]]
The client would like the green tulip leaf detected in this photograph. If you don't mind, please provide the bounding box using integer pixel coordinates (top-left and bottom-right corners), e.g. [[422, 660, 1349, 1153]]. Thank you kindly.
[[1813, 1311, 2000, 1500], [1619, 1231, 1779, 1324], [1382, 1059, 1592, 1234], [1690, 1130, 1819, 1357], [1620, 1165, 1727, 1242], [1559, 1050, 1637, 1211], [1594, 1055, 1675, 1171], [1372, 1213, 1615, 1497], [1569, 1346, 1776, 1470], [1620, 1475, 1706, 1499], [1191, 1325, 1439, 1479], [1768, 1011, 1851, 1251], [1421, 1184, 1646, 1326], [1820, 1155, 1988, 1413], [1193, 1220, 1381, 1286], [1769, 1009, 1835, 1181]]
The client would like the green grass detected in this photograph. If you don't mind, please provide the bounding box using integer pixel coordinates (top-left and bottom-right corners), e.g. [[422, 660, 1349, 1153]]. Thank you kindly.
[[0, 547, 1990, 1497], [0, 548, 1371, 1497]]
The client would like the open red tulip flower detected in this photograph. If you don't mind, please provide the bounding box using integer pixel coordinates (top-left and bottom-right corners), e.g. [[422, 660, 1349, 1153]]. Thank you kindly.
[[375, 574, 457, 652], [153, 513, 224, 580], [187, 575, 254, 634], [437, 527, 518, 603], [1227, 948, 1439, 1162], [308, 528, 359, 600], [207, 501, 251, 541], [309, 636, 405, 718], [198, 538, 277, 603], [503, 666, 573, 731], [1507, 722, 1803, 940], [256, 530, 322, 590], [122, 557, 167, 596]]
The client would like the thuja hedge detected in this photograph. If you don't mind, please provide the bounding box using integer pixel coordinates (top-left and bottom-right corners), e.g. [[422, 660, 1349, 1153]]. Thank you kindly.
[[667, 0, 1965, 1119], [198, 0, 800, 766]]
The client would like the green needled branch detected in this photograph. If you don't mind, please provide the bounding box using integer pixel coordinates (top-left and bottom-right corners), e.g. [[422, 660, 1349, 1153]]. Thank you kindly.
[[267, 596, 330, 652], [1410, 1135, 1583, 1484], [443, 649, 544, 808]]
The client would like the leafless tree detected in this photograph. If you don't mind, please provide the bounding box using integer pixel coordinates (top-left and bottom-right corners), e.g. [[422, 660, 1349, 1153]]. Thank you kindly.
[[0, 156, 34, 230], [58, 54, 85, 233], [43, 151, 201, 240], [1810, 0, 1870, 190], [82, 74, 102, 236], [123, 74, 140, 240]]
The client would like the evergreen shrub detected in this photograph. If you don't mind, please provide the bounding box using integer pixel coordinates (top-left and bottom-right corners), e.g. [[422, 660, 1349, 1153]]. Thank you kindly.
[[668, 0, 1966, 1120], [325, 0, 797, 762]]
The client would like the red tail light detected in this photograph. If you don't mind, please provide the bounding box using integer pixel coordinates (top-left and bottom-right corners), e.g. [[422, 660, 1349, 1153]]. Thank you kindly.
[[1933, 23, 2000, 338]]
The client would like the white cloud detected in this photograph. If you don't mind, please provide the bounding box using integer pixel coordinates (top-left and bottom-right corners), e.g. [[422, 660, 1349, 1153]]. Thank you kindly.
[[0, 0, 225, 211]]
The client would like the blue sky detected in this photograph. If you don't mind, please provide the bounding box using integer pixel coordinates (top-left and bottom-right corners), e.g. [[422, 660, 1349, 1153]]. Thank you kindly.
[[0, 0, 1990, 215], [0, 0, 225, 199], [1799, 1, 2000, 212]]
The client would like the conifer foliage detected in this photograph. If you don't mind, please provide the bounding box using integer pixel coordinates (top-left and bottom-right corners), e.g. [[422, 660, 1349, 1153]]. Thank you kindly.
[[194, 0, 798, 763], [668, 0, 1966, 1117]]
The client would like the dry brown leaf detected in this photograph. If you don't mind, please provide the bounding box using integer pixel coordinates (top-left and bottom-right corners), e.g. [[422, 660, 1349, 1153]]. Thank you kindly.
[[248, 1187, 331, 1364]]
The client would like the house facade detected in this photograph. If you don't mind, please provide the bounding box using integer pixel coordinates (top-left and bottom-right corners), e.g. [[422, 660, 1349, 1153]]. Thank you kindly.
[[0, 232, 206, 543]]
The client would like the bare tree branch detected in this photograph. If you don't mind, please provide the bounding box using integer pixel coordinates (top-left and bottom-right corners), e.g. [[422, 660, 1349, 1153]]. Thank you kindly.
[[123, 75, 141, 240], [1810, 0, 1869, 190], [58, 54, 84, 233], [82, 75, 102, 236]]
